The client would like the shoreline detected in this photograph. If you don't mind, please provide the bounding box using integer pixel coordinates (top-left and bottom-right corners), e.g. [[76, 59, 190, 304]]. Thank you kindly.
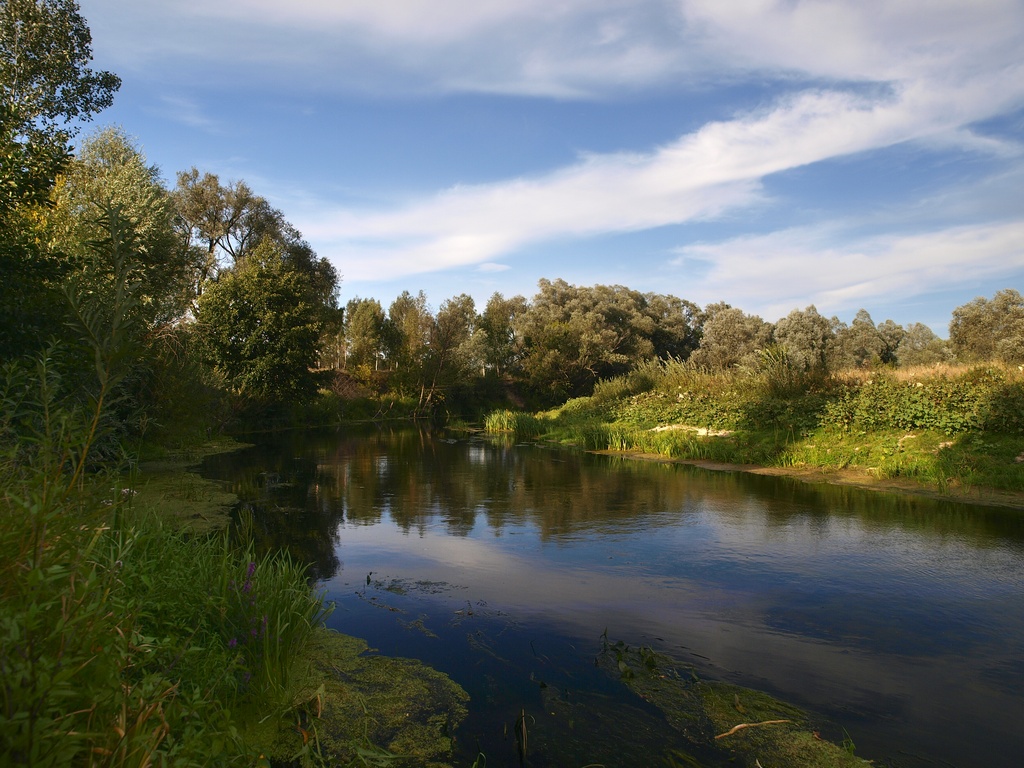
[[595, 449, 1024, 510]]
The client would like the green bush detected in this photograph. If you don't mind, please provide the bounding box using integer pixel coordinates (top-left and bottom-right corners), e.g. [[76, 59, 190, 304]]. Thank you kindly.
[[820, 368, 1024, 435]]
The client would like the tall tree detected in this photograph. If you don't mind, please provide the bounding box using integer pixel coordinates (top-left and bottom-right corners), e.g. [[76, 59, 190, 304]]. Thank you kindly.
[[42, 127, 191, 327], [0, 0, 119, 214], [644, 293, 702, 360], [896, 323, 949, 367], [689, 303, 772, 370], [344, 297, 386, 371], [516, 280, 668, 399], [949, 289, 1024, 363], [0, 0, 119, 360], [479, 292, 528, 377], [773, 305, 834, 372], [420, 293, 479, 408], [193, 240, 328, 403], [386, 290, 433, 390]]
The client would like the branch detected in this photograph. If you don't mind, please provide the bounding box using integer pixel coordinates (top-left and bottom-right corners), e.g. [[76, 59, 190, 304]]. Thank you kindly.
[[714, 720, 792, 740]]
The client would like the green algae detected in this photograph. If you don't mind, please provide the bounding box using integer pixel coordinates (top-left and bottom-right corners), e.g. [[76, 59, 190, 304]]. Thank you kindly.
[[252, 628, 468, 767], [599, 640, 871, 768], [127, 439, 249, 531]]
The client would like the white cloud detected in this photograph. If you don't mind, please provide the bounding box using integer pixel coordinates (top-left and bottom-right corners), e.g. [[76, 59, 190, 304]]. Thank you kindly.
[[477, 263, 511, 273], [298, 79, 1019, 280], [152, 96, 221, 132], [83, 0, 1024, 315], [84, 0, 1024, 98], [672, 220, 1024, 321]]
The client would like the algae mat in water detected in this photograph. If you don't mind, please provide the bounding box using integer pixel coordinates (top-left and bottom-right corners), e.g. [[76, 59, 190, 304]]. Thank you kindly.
[[128, 440, 248, 531], [259, 629, 469, 767], [600, 640, 870, 768]]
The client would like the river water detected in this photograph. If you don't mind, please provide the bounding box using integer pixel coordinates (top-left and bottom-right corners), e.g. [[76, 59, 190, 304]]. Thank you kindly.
[[202, 426, 1024, 768]]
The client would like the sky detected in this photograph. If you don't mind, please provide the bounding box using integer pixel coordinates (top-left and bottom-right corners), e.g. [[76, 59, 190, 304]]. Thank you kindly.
[[76, 0, 1024, 334]]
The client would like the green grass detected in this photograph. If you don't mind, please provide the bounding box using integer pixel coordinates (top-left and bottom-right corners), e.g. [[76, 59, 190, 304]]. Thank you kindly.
[[483, 362, 1024, 497]]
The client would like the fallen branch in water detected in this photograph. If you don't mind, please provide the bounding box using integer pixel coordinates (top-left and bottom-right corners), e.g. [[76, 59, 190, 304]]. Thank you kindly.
[[715, 719, 792, 739]]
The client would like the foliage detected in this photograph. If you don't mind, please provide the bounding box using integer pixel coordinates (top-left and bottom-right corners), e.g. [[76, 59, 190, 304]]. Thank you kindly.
[[0, 310, 333, 767], [344, 296, 387, 371], [0, 0, 120, 361], [896, 322, 949, 366], [515, 279, 698, 401], [949, 289, 1024, 364], [194, 240, 328, 405], [831, 309, 903, 369], [479, 291, 529, 377], [688, 302, 772, 371], [773, 304, 834, 372], [820, 367, 1024, 435], [0, 0, 119, 212], [43, 127, 192, 328]]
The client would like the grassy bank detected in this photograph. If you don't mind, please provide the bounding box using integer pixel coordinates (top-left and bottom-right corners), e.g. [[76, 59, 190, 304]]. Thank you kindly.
[[0, 362, 467, 766], [485, 360, 1024, 503]]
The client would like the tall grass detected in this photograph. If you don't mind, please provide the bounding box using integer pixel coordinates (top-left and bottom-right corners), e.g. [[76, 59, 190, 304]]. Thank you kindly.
[[1, 220, 333, 765], [1, 352, 333, 766], [483, 409, 545, 437]]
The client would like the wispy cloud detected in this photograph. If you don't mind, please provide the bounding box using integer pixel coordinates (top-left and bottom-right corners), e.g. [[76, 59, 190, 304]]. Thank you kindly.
[[152, 96, 221, 132], [85, 0, 1024, 316], [87, 0, 1024, 97], [297, 76, 1021, 279], [672, 219, 1024, 322]]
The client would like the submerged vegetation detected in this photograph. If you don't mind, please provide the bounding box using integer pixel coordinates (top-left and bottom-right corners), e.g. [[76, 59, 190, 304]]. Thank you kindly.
[[597, 638, 871, 768]]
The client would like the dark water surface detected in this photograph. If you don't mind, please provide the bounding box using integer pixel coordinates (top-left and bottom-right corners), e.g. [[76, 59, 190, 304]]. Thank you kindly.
[[202, 426, 1024, 768]]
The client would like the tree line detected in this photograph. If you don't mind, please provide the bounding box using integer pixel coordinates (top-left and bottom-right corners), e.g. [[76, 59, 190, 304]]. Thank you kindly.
[[339, 284, 1024, 409], [3, 0, 1023, 428]]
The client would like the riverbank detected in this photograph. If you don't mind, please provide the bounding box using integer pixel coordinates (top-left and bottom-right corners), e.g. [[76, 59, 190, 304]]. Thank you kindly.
[[486, 361, 1024, 509], [127, 438, 470, 766], [598, 449, 1024, 510]]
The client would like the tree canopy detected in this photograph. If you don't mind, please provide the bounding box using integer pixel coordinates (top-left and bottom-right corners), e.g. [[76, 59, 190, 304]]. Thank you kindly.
[[194, 240, 328, 404]]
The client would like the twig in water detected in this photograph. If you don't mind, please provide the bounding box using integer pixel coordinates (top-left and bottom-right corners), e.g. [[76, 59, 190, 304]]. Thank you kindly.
[[714, 719, 791, 739]]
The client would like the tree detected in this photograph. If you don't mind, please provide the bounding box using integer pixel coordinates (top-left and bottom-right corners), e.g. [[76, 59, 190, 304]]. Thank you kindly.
[[896, 323, 949, 367], [42, 127, 192, 328], [193, 241, 327, 403], [689, 303, 773, 370], [385, 290, 433, 390], [949, 289, 1024, 363], [0, 0, 119, 214], [344, 297, 386, 371], [516, 280, 668, 399], [420, 293, 480, 408], [644, 293, 702, 361], [171, 168, 329, 306], [0, 0, 119, 360], [773, 305, 834, 372], [479, 292, 528, 377]]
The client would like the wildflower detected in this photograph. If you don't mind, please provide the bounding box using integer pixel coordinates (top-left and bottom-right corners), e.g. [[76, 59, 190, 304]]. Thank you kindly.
[[228, 637, 237, 648]]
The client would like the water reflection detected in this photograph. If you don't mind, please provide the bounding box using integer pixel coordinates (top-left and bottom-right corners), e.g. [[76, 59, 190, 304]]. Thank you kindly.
[[203, 426, 1024, 768]]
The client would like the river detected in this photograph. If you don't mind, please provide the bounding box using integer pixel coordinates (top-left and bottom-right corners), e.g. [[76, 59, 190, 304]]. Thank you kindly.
[[201, 426, 1024, 767]]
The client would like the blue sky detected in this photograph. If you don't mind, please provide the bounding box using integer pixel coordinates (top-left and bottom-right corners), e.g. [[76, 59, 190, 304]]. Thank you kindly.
[[78, 0, 1024, 334]]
